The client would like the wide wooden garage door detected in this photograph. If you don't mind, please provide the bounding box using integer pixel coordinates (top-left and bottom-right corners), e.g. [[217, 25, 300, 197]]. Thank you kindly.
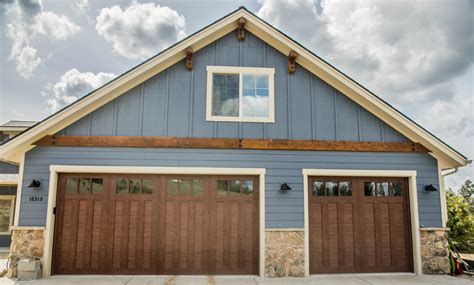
[[53, 174, 259, 275], [309, 177, 412, 273]]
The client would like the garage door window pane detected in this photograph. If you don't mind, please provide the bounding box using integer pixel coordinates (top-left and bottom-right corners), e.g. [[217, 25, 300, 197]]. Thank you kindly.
[[229, 180, 241, 195], [390, 182, 402, 196], [79, 178, 91, 193], [376, 182, 389, 197], [91, 179, 103, 194], [180, 180, 191, 195], [242, 181, 253, 195], [217, 180, 228, 195], [312, 181, 324, 196], [66, 178, 78, 193], [167, 179, 179, 195], [130, 179, 142, 194], [339, 182, 352, 196], [325, 182, 338, 196], [192, 179, 203, 196], [364, 182, 375, 196], [117, 178, 128, 194], [143, 179, 153, 194]]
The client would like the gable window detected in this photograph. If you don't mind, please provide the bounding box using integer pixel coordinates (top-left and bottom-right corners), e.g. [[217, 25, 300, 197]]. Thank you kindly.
[[206, 66, 275, 122]]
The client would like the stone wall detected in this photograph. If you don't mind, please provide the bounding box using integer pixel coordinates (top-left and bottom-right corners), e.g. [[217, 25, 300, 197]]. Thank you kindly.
[[420, 228, 450, 274], [265, 230, 304, 277], [6, 228, 45, 278]]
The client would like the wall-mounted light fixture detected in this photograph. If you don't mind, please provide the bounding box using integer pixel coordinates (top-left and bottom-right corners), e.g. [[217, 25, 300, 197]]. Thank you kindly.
[[280, 183, 292, 191], [424, 184, 438, 192], [27, 179, 41, 188]]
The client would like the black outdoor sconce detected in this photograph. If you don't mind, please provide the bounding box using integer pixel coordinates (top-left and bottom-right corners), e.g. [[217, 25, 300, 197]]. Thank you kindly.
[[424, 184, 438, 192], [27, 179, 41, 188], [280, 183, 292, 191]]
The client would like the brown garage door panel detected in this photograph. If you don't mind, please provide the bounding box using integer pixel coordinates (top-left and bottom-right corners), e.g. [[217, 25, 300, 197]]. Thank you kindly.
[[309, 177, 412, 274], [53, 174, 259, 275]]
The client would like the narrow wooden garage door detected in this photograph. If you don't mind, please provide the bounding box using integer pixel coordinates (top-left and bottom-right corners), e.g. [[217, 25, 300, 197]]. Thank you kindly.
[[309, 177, 412, 273], [53, 174, 259, 275]]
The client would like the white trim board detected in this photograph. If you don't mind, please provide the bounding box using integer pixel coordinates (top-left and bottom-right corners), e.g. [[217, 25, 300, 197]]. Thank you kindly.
[[302, 169, 422, 275], [43, 165, 266, 278], [0, 8, 467, 168]]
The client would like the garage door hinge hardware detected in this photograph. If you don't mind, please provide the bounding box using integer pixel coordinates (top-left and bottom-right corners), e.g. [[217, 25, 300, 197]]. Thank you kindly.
[[53, 207, 56, 215]]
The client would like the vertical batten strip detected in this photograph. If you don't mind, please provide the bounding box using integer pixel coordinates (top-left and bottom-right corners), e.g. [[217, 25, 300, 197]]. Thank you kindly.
[[164, 70, 170, 136], [139, 84, 145, 136]]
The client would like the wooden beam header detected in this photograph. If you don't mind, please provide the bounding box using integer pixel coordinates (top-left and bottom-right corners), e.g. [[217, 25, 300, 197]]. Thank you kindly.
[[34, 135, 430, 153]]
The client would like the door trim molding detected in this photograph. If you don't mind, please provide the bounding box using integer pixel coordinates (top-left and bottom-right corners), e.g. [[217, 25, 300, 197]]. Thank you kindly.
[[43, 165, 266, 277], [302, 169, 421, 276]]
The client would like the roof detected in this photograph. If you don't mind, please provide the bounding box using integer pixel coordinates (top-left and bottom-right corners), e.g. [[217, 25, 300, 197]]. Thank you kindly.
[[0, 7, 469, 169], [0, 120, 38, 132]]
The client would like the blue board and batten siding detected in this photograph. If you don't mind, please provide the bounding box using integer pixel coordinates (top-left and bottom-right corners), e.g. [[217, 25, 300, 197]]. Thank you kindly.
[[20, 147, 442, 228], [60, 32, 406, 142], [19, 31, 443, 228]]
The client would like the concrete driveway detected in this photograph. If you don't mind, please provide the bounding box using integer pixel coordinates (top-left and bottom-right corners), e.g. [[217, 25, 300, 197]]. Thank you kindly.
[[1, 274, 472, 285]]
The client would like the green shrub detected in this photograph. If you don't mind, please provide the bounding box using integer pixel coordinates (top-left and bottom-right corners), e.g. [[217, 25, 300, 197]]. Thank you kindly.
[[447, 180, 474, 253]]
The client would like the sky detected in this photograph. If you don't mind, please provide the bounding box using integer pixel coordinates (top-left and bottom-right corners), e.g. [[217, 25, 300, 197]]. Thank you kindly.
[[0, 0, 472, 189]]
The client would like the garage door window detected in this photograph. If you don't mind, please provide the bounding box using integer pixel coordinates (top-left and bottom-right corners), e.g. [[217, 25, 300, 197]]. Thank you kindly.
[[167, 178, 203, 196], [217, 179, 254, 196], [312, 181, 352, 196], [66, 177, 103, 194], [117, 178, 153, 194], [364, 181, 402, 197]]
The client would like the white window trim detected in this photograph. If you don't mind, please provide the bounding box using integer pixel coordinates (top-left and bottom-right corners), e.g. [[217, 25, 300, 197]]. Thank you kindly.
[[206, 65, 275, 123], [0, 195, 15, 235]]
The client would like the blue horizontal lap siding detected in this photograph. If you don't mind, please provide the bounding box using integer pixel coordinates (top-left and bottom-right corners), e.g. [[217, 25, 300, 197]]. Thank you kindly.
[[61, 32, 406, 143], [20, 147, 442, 228]]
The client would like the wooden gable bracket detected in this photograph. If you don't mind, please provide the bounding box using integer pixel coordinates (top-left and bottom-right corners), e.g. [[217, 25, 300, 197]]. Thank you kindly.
[[288, 51, 298, 74], [237, 17, 246, 41], [185, 47, 193, 71]]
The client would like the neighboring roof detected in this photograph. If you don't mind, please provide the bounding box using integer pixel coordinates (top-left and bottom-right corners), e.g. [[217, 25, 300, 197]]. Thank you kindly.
[[0, 7, 469, 168], [0, 174, 18, 185], [0, 120, 38, 132]]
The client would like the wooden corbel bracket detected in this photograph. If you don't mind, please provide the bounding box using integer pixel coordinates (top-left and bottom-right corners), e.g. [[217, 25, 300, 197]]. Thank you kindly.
[[237, 17, 246, 41], [288, 51, 298, 74], [185, 47, 193, 71]]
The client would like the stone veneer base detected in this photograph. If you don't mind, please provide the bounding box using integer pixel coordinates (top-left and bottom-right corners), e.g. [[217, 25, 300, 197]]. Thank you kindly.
[[7, 228, 45, 278], [265, 230, 305, 277], [420, 228, 450, 274]]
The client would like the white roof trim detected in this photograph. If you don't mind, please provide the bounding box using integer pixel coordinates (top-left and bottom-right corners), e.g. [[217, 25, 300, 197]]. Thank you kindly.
[[0, 8, 468, 168]]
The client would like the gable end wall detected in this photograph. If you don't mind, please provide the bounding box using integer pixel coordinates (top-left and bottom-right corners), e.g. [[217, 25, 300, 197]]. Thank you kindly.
[[60, 32, 407, 142]]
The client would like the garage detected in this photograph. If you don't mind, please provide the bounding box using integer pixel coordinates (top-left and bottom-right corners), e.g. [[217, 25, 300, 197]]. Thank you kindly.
[[309, 176, 413, 274], [52, 174, 259, 275]]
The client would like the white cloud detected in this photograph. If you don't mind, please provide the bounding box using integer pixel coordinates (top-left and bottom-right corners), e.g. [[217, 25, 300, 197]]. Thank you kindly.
[[43, 69, 116, 112], [4, 0, 81, 78], [73, 0, 88, 12], [34, 12, 81, 40], [95, 2, 186, 59]]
